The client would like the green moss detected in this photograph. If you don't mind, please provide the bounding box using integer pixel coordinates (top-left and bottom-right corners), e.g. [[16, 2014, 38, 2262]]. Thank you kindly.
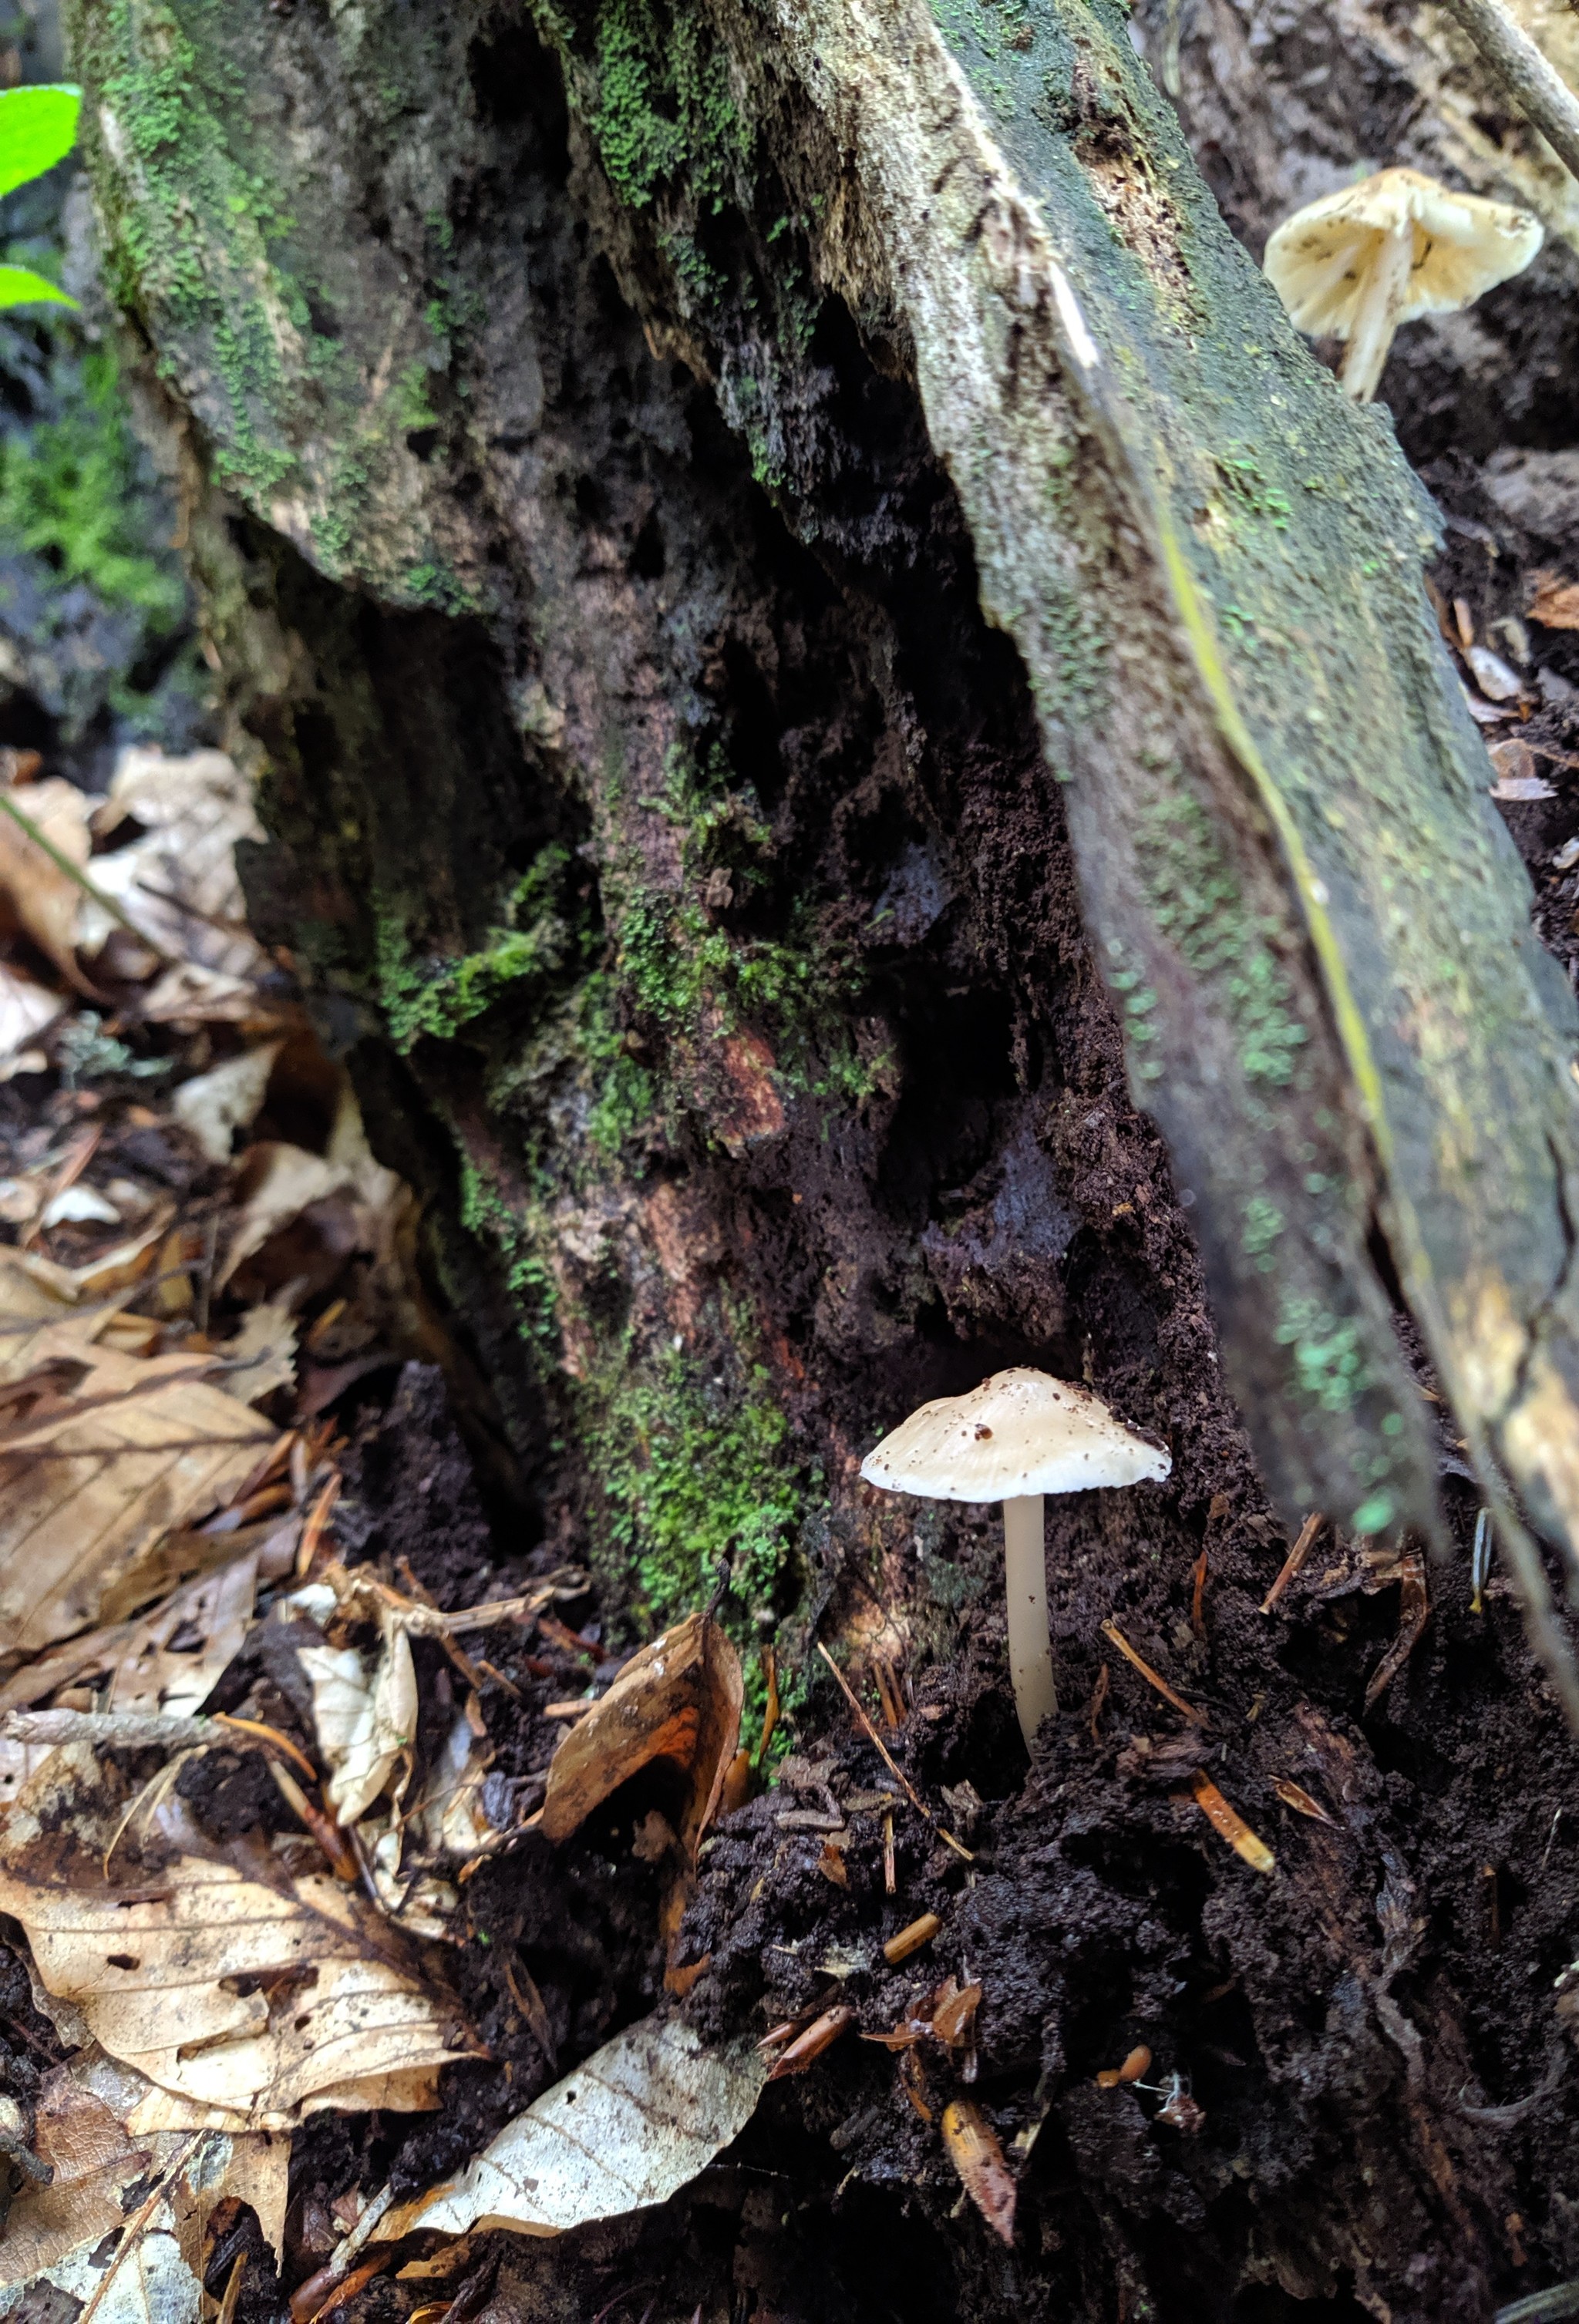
[[376, 843, 579, 1053], [67, 0, 456, 597], [583, 1344, 805, 1636], [0, 346, 186, 629], [1135, 787, 1308, 1088], [589, 0, 749, 214]]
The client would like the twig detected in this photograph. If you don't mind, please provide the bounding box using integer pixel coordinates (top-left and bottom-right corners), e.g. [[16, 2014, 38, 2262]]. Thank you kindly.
[[76, 2133, 203, 2324], [1432, 0, 1579, 185], [1260, 1512, 1324, 1614], [815, 1642, 972, 1859], [0, 789, 177, 960], [1099, 1618, 1206, 1724]]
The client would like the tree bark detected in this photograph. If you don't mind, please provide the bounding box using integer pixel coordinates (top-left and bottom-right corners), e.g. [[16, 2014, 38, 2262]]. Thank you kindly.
[[56, 0, 1579, 2314]]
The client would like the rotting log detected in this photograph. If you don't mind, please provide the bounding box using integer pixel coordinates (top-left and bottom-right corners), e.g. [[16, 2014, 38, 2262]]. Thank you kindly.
[[63, 0, 1579, 1696], [53, 2, 1579, 2312]]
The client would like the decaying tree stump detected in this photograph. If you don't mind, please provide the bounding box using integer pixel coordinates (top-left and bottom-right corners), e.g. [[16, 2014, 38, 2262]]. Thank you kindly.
[[58, 0, 1579, 2312]]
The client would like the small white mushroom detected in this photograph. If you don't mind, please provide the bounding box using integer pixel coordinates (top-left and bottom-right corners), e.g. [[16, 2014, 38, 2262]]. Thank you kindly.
[[859, 1368, 1171, 1750], [1263, 167, 1542, 403]]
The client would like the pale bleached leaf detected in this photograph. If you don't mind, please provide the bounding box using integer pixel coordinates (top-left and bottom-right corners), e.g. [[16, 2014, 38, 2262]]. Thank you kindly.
[[170, 1042, 281, 1166], [216, 1299, 298, 1407], [0, 1743, 478, 2127], [106, 1551, 258, 1718], [85, 748, 266, 980], [298, 1613, 418, 1828], [379, 2013, 766, 2240], [0, 959, 62, 1080]]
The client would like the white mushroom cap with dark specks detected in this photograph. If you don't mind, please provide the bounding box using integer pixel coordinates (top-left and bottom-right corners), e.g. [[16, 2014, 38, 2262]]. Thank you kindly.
[[858, 1367, 1170, 1505]]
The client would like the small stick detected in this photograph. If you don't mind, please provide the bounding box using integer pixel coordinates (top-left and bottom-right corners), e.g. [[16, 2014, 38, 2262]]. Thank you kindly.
[[1099, 1619, 1206, 1725], [883, 1810, 897, 1896], [1190, 1550, 1208, 1641], [0, 790, 176, 958], [815, 1642, 972, 1860], [1187, 1772, 1275, 1873], [883, 1911, 941, 1965], [1088, 1661, 1110, 1743], [1260, 1512, 1324, 1614], [1432, 0, 1579, 185], [214, 1711, 318, 1783]]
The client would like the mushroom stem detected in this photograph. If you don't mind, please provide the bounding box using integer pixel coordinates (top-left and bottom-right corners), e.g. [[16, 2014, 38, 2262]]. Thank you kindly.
[[1002, 1495, 1057, 1749], [1338, 224, 1412, 402]]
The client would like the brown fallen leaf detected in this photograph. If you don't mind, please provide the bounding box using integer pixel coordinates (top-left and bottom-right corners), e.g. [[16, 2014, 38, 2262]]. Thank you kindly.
[[0, 1741, 480, 2127], [84, 746, 267, 980], [0, 1314, 274, 1656], [540, 1610, 742, 1856], [297, 1606, 419, 1829], [1530, 569, 1579, 631], [104, 1550, 259, 1719], [0, 2060, 152, 2285], [219, 1086, 408, 1299], [171, 1043, 282, 1166], [941, 2098, 1016, 2246], [217, 1300, 299, 1408], [0, 777, 100, 992], [1272, 1775, 1335, 1825], [1364, 1545, 1429, 1712]]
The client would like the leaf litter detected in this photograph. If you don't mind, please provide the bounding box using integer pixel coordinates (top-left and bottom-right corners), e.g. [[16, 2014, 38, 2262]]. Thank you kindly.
[[0, 742, 778, 2320]]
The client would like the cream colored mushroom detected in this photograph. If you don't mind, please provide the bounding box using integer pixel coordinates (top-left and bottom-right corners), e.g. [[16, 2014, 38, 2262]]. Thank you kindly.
[[1263, 167, 1542, 403], [859, 1368, 1171, 1750]]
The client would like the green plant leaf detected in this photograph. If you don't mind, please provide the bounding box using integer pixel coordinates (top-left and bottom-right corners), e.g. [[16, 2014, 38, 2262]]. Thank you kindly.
[[0, 263, 75, 309], [0, 84, 81, 203]]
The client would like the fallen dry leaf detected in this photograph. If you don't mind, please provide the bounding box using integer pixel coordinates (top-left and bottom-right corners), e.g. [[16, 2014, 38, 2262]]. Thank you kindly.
[[171, 1043, 281, 1166], [217, 1300, 299, 1408], [373, 2013, 766, 2240], [0, 958, 62, 1079], [105, 1550, 258, 1719], [0, 1740, 479, 2127], [85, 747, 266, 980], [540, 1609, 742, 1862], [941, 2098, 1016, 2246], [298, 1611, 419, 1828], [541, 1608, 742, 1987], [0, 1315, 273, 1655], [1530, 569, 1579, 631], [220, 1086, 407, 1297], [0, 2057, 154, 2286], [0, 777, 99, 991]]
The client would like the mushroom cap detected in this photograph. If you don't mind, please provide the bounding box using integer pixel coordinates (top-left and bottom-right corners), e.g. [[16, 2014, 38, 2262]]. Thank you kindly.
[[1264, 167, 1542, 339], [858, 1367, 1171, 1504]]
